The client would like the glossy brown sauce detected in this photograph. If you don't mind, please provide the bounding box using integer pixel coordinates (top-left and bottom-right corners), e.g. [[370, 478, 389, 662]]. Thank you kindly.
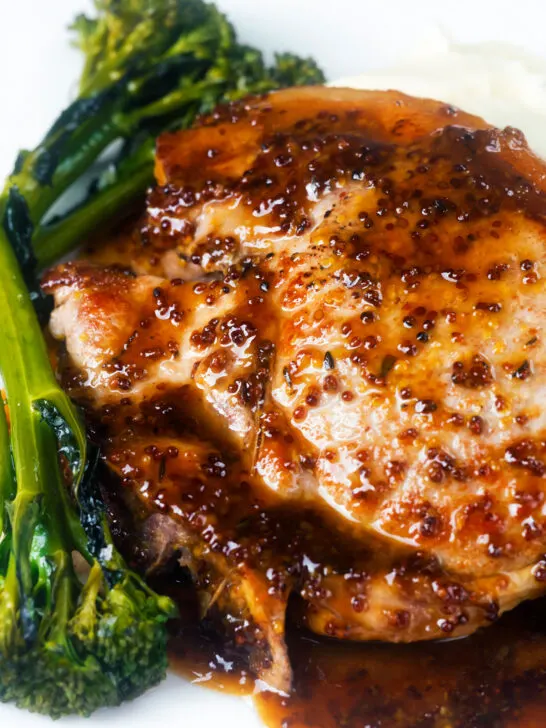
[[168, 624, 253, 696], [165, 594, 546, 728], [148, 569, 254, 694]]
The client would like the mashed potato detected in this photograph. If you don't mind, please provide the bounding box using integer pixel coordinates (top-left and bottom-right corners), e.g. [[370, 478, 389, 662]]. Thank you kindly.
[[332, 33, 546, 158]]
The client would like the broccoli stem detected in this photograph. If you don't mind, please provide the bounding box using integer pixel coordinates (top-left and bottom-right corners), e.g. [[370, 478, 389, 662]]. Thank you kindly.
[[0, 206, 84, 458], [33, 150, 154, 269], [0, 400, 14, 644], [9, 119, 121, 226], [0, 395, 13, 536]]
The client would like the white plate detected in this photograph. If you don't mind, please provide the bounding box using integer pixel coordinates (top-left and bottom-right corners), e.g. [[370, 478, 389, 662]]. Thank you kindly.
[[2, 0, 546, 725]]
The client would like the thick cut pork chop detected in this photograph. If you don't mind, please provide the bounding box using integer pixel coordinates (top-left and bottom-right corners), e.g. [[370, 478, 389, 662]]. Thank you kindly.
[[45, 87, 546, 688]]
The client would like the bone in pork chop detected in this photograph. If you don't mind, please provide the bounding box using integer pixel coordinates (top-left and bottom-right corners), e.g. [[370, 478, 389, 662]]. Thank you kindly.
[[44, 87, 546, 690]]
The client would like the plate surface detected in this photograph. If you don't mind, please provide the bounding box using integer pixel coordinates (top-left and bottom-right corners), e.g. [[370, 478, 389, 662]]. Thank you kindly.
[[1, 0, 546, 725]]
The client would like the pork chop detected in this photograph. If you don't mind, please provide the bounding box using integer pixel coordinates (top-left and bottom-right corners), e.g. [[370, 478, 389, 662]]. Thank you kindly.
[[44, 87, 546, 689]]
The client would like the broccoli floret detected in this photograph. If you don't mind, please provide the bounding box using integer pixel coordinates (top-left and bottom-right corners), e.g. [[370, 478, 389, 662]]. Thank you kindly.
[[0, 0, 324, 717], [269, 52, 326, 88]]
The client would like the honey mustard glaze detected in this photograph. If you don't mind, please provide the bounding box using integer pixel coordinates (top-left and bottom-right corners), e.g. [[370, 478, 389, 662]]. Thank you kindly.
[[44, 87, 546, 726], [166, 597, 546, 728], [148, 565, 546, 726]]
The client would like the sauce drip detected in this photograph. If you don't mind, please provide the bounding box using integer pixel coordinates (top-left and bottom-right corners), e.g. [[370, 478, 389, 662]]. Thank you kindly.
[[167, 595, 546, 728]]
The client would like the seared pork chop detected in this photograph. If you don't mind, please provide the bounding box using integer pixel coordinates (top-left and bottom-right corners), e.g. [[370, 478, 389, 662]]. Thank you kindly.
[[44, 87, 546, 689]]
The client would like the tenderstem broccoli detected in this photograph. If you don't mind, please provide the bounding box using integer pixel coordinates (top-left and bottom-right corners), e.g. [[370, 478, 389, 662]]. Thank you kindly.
[[0, 0, 323, 718], [0, 194, 175, 716]]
